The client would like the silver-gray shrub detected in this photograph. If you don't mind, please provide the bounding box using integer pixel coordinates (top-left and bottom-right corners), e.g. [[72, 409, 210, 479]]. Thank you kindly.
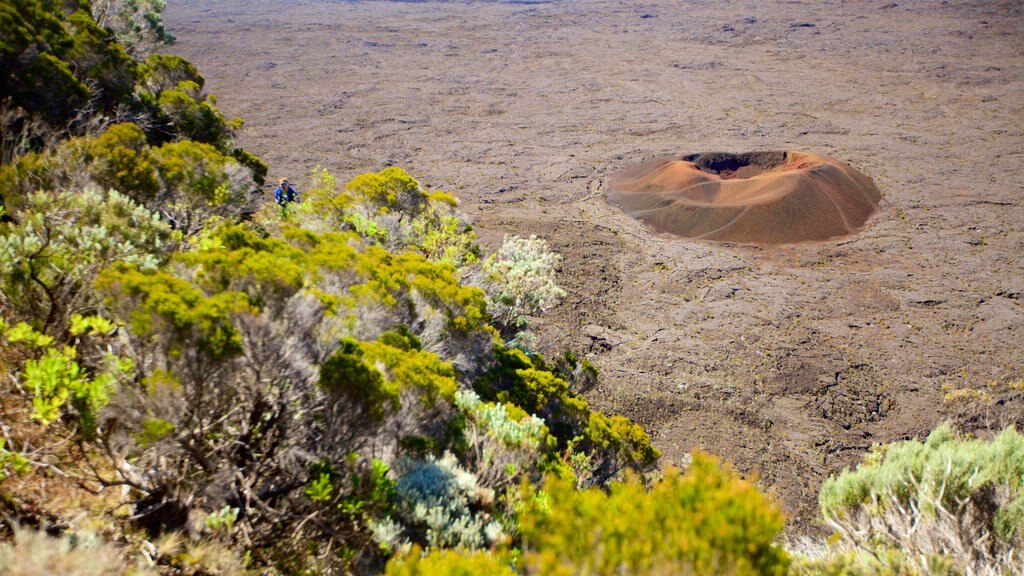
[[481, 234, 566, 340], [390, 452, 504, 551], [0, 188, 172, 334], [385, 392, 547, 552]]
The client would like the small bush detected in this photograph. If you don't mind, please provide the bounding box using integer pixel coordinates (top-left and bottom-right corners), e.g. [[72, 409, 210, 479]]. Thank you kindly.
[[93, 0, 176, 54], [155, 81, 240, 147], [141, 54, 200, 92], [0, 187, 172, 333], [455, 389, 547, 490], [475, 346, 659, 483], [297, 166, 478, 267], [391, 452, 505, 550], [482, 235, 566, 341], [518, 452, 790, 576], [819, 423, 1024, 575], [0, 0, 138, 127], [0, 525, 153, 576]]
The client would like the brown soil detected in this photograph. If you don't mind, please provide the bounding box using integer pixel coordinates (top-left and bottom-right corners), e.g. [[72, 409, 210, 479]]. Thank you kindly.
[[165, 0, 1024, 535]]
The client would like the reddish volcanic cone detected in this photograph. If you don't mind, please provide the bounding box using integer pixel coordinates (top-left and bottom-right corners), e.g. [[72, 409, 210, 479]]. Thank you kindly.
[[607, 151, 881, 244]]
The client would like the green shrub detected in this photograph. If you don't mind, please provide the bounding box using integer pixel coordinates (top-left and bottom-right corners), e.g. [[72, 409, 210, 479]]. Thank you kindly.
[[141, 53, 201, 92], [319, 336, 456, 422], [819, 423, 1024, 575], [93, 0, 176, 53], [0, 0, 246, 164], [0, 0, 137, 126], [155, 81, 241, 147], [97, 264, 249, 361], [151, 139, 253, 232], [3, 317, 132, 437], [319, 338, 399, 421], [0, 121, 260, 236], [0, 438, 31, 479], [91, 223, 497, 571], [454, 389, 547, 490], [64, 7, 138, 113], [90, 122, 161, 201], [475, 346, 659, 483], [519, 453, 789, 576]]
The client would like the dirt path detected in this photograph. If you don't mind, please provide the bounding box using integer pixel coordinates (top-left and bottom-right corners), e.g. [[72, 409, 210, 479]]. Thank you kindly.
[[165, 0, 1024, 533]]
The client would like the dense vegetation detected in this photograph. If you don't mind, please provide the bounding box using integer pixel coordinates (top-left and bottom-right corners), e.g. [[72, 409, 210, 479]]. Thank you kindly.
[[1, 1, 1021, 575]]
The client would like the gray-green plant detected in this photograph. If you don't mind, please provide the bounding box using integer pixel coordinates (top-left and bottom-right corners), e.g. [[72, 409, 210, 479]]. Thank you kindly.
[[0, 187, 172, 333], [0, 525, 153, 576], [454, 390, 547, 490], [91, 0, 175, 54], [391, 452, 505, 551], [819, 423, 1024, 575], [481, 235, 566, 342]]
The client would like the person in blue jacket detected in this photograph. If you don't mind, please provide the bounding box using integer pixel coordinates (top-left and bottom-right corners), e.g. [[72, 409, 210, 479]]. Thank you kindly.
[[274, 177, 300, 207]]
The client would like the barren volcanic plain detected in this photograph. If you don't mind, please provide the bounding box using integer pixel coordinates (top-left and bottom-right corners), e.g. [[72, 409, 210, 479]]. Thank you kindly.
[[166, 0, 1024, 533]]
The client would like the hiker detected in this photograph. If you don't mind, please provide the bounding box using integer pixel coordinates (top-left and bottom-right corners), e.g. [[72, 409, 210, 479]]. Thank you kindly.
[[274, 178, 300, 206]]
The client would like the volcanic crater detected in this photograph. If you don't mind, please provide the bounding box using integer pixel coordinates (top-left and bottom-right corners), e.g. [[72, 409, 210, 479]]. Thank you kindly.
[[607, 151, 881, 244]]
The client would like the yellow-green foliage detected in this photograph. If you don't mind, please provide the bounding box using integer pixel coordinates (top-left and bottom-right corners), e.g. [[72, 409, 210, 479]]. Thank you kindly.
[[384, 547, 515, 576], [355, 246, 487, 333], [476, 346, 659, 476], [347, 166, 425, 211], [297, 167, 479, 267], [0, 437, 31, 478], [361, 338, 458, 405], [97, 265, 250, 360], [141, 54, 201, 93], [519, 454, 789, 576], [0, 0, 255, 180], [0, 123, 256, 233], [99, 223, 478, 417], [2, 316, 131, 437], [152, 139, 245, 202], [320, 336, 457, 420], [179, 224, 488, 334], [156, 80, 241, 146], [90, 123, 161, 201]]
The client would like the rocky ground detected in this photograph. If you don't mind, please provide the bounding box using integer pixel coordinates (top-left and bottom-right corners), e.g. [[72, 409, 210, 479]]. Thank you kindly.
[[165, 0, 1024, 534]]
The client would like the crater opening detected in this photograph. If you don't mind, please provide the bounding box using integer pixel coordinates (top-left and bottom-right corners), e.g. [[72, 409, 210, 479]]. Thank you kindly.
[[682, 151, 787, 180], [607, 150, 881, 244]]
